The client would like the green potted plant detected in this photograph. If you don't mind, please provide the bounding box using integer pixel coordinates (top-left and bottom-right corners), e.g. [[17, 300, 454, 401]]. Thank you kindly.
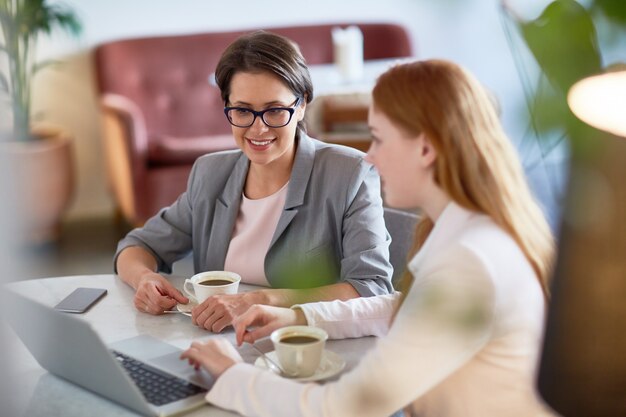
[[500, 0, 626, 232], [502, 0, 626, 156], [0, 0, 81, 244]]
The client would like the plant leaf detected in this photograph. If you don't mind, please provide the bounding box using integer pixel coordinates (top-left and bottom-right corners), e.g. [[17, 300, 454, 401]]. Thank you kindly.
[[31, 59, 62, 75], [518, 0, 603, 95], [47, 4, 83, 37], [6, 0, 82, 38], [530, 83, 571, 134], [592, 0, 626, 25], [0, 72, 9, 94]]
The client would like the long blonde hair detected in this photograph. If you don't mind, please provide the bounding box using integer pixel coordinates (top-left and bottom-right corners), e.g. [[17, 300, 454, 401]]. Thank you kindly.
[[373, 60, 554, 298]]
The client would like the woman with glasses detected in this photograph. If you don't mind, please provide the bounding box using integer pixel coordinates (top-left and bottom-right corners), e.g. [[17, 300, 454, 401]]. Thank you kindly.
[[180, 60, 556, 417], [114, 31, 393, 332]]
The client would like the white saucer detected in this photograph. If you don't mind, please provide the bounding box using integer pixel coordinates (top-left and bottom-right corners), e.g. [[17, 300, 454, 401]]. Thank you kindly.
[[175, 300, 198, 316], [254, 350, 346, 382]]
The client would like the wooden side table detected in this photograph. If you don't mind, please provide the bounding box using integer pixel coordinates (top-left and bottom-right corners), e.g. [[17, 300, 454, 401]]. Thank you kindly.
[[306, 59, 410, 152], [322, 98, 370, 132], [313, 93, 373, 152]]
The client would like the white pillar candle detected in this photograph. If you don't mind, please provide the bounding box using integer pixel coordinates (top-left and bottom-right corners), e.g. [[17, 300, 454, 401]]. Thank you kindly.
[[332, 26, 364, 82]]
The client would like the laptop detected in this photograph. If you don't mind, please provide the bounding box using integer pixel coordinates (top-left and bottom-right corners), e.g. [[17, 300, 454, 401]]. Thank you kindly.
[[5, 292, 214, 417]]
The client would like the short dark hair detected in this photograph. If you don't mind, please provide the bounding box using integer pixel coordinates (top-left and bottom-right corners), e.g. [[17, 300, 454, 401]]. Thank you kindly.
[[215, 31, 314, 133]]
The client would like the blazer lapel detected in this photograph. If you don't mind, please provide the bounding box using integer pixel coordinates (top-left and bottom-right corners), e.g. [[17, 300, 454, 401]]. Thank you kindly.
[[205, 153, 248, 269], [268, 134, 315, 249]]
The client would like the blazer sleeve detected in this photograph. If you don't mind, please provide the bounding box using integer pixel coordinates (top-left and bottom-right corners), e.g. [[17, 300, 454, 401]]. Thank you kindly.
[[205, 246, 496, 417], [340, 162, 394, 296], [113, 161, 198, 274]]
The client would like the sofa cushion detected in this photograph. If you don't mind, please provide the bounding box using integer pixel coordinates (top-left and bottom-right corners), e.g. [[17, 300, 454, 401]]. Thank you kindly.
[[148, 134, 237, 166]]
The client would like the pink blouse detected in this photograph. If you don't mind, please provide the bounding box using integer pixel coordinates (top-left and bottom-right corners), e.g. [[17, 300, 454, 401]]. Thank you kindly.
[[223, 183, 289, 286]]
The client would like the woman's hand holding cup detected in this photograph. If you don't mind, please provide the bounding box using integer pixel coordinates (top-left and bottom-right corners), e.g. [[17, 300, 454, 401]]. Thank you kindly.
[[184, 271, 247, 332], [233, 305, 307, 346], [192, 292, 258, 332]]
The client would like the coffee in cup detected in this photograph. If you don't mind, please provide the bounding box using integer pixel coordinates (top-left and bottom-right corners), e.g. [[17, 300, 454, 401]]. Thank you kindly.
[[270, 325, 328, 378], [197, 279, 234, 286], [183, 271, 241, 304], [280, 335, 319, 344]]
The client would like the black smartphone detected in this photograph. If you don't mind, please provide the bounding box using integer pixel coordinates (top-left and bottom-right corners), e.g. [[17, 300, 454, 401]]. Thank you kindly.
[[54, 288, 108, 313]]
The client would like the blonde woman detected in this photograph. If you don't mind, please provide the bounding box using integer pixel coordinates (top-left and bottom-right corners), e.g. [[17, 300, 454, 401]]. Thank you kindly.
[[180, 60, 556, 417]]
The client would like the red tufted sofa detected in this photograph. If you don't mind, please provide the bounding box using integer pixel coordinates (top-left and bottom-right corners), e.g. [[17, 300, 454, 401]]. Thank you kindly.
[[94, 23, 412, 226]]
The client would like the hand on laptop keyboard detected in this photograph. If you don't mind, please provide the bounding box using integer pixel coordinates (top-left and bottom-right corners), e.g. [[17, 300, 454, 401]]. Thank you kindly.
[[113, 351, 206, 406]]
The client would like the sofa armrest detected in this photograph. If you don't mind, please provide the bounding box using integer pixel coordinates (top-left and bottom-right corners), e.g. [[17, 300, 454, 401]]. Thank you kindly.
[[100, 93, 150, 225], [101, 93, 149, 162]]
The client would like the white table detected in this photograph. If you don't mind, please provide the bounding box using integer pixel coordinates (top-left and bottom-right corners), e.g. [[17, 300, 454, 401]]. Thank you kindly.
[[3, 275, 377, 417]]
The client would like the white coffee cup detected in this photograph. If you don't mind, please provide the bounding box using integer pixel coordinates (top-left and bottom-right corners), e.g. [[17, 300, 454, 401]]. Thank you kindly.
[[270, 325, 328, 378], [183, 271, 241, 304]]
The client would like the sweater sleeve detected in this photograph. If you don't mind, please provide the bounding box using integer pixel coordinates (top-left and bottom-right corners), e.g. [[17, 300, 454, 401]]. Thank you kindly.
[[292, 293, 400, 339], [205, 246, 496, 417]]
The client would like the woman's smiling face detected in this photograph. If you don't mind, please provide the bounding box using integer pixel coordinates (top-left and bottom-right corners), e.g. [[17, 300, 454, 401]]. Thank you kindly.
[[227, 71, 305, 169]]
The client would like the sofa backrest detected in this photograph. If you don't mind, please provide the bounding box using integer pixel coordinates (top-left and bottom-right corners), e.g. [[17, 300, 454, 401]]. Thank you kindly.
[[94, 23, 412, 164], [271, 23, 413, 66]]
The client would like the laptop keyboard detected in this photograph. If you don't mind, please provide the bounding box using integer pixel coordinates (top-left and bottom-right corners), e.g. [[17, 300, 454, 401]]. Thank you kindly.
[[112, 350, 207, 406]]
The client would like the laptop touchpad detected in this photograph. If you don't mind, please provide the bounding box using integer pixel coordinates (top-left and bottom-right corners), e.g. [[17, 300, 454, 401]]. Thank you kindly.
[[109, 335, 214, 389]]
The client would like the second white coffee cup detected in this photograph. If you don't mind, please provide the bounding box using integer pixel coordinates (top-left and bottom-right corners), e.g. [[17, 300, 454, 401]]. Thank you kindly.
[[183, 271, 241, 304], [270, 325, 328, 378]]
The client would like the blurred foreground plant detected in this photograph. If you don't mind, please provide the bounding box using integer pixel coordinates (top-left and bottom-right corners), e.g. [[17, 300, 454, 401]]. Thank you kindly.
[[0, 0, 81, 141]]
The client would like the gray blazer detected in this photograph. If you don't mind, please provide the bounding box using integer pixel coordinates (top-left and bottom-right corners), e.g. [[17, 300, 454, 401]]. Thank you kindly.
[[115, 134, 393, 296]]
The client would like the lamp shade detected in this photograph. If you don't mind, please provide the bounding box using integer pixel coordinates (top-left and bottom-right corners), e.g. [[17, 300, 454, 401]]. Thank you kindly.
[[568, 70, 626, 137]]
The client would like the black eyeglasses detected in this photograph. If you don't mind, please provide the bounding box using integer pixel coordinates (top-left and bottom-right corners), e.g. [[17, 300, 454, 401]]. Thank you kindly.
[[224, 97, 302, 128]]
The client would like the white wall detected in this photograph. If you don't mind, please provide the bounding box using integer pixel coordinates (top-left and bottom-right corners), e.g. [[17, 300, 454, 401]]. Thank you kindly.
[[32, 0, 559, 221]]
